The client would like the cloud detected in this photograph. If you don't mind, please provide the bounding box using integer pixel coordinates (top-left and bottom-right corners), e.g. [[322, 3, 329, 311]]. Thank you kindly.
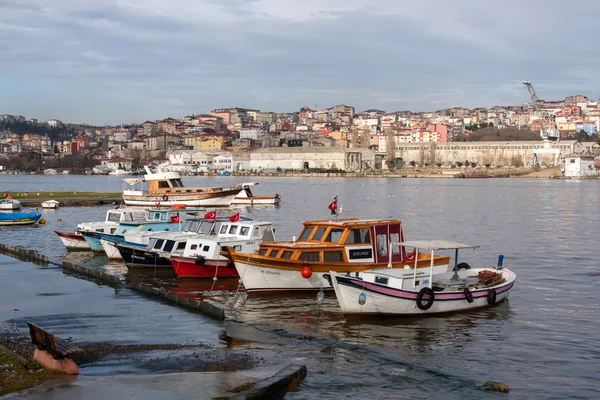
[[0, 0, 599, 124]]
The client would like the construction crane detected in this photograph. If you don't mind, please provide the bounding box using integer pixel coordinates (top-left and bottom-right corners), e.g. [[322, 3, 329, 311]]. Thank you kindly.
[[523, 81, 559, 141]]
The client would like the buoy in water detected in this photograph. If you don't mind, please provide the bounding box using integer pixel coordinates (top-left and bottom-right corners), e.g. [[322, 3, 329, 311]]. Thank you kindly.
[[39, 218, 46, 224], [358, 292, 366, 305], [301, 265, 312, 279]]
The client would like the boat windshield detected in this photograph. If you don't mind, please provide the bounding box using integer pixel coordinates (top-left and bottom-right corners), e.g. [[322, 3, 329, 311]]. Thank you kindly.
[[198, 221, 215, 235], [183, 220, 200, 232], [170, 179, 184, 188], [106, 212, 121, 223]]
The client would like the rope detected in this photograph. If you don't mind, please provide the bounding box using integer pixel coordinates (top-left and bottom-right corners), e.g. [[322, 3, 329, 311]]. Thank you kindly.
[[227, 253, 252, 311]]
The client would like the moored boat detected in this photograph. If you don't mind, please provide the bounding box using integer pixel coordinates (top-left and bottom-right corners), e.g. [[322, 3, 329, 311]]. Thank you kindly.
[[0, 211, 42, 226], [325, 240, 516, 317], [170, 219, 276, 278], [122, 162, 242, 207], [41, 199, 60, 209], [231, 182, 281, 205], [54, 208, 148, 251], [0, 194, 21, 210], [224, 218, 451, 294]]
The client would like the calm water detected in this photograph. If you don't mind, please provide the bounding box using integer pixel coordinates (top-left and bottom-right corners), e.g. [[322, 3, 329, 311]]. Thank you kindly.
[[1, 175, 600, 399]]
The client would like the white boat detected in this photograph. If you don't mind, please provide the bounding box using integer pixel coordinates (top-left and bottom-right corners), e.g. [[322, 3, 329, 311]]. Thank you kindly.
[[41, 199, 60, 209], [0, 198, 21, 210], [109, 170, 134, 176], [231, 182, 281, 205], [122, 162, 242, 207], [326, 240, 517, 317], [54, 208, 148, 251]]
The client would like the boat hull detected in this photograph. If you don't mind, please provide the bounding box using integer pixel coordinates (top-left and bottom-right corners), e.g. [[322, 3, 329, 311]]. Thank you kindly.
[[0, 213, 40, 226], [118, 245, 173, 269], [231, 196, 280, 205], [0, 200, 21, 210], [122, 189, 240, 207], [54, 230, 90, 250], [328, 268, 516, 316], [170, 256, 239, 278], [41, 200, 60, 209], [100, 239, 125, 259]]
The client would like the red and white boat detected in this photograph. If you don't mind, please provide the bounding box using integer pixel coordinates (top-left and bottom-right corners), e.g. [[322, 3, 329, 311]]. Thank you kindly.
[[169, 219, 276, 278]]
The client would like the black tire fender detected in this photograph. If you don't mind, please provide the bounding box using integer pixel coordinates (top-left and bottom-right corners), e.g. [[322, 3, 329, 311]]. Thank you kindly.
[[454, 262, 471, 271], [416, 287, 435, 310], [464, 287, 474, 303], [162, 195, 169, 201], [487, 288, 497, 305], [195, 256, 206, 265]]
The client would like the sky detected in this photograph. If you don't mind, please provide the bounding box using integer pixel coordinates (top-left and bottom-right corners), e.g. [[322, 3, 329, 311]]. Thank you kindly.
[[1, 0, 600, 125]]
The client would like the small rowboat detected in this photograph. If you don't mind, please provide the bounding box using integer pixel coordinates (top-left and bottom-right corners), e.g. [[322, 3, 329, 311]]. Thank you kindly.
[[0, 198, 21, 210], [41, 200, 60, 209]]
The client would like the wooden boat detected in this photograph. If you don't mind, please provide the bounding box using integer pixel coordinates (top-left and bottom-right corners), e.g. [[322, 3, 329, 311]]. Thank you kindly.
[[41, 199, 60, 209], [231, 182, 281, 205], [326, 240, 516, 317], [0, 211, 41, 226], [122, 162, 242, 207], [0, 198, 21, 210], [170, 220, 276, 278], [223, 218, 451, 294]]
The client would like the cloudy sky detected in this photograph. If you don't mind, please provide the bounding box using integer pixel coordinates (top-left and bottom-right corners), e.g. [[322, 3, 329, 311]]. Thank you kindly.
[[1, 0, 599, 124]]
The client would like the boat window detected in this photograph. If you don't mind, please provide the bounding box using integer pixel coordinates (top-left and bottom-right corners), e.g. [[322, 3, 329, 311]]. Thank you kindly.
[[95, 229, 103, 232], [325, 228, 344, 243], [324, 251, 344, 262], [153, 239, 165, 250], [299, 252, 320, 262], [376, 234, 388, 256], [110, 228, 117, 234], [176, 242, 186, 250], [312, 227, 325, 241], [184, 220, 199, 232], [234, 245, 242, 251], [298, 228, 313, 241], [258, 248, 268, 256], [202, 245, 210, 251], [107, 213, 120, 223], [375, 276, 389, 285], [229, 225, 238, 234], [280, 250, 293, 259], [220, 225, 229, 234], [163, 240, 175, 253], [199, 221, 213, 235], [147, 239, 157, 248], [170, 179, 183, 188], [190, 244, 198, 250], [240, 226, 249, 236], [345, 228, 371, 244], [158, 181, 170, 188], [390, 233, 400, 255], [252, 227, 261, 238], [153, 212, 161, 220]]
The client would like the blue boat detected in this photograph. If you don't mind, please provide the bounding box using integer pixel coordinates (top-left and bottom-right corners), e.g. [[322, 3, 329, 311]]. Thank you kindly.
[[80, 208, 205, 252], [0, 211, 42, 226], [218, 171, 230, 176]]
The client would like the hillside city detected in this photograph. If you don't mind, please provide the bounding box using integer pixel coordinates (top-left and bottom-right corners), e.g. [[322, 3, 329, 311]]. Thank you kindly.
[[1, 93, 600, 174]]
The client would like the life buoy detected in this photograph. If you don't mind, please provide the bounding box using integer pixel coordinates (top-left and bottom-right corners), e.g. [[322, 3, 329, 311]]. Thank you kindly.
[[454, 262, 471, 271], [416, 287, 435, 310], [162, 195, 169, 201], [487, 288, 497, 305], [195, 256, 206, 265], [464, 287, 474, 303]]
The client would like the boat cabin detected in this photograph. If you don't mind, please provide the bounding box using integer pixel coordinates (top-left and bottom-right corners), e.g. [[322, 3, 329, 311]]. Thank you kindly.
[[181, 221, 275, 259], [252, 218, 407, 264], [76, 208, 148, 234]]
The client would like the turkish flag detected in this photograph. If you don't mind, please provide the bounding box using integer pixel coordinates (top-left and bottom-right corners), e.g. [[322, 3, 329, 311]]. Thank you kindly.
[[328, 199, 337, 211], [170, 215, 180, 223], [204, 211, 216, 220], [229, 212, 240, 222]]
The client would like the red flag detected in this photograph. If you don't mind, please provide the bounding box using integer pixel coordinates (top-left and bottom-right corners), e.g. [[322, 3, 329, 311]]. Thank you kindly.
[[229, 212, 240, 222], [328, 197, 337, 214], [115, 204, 120, 209], [204, 211, 216, 220], [170, 215, 180, 223]]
